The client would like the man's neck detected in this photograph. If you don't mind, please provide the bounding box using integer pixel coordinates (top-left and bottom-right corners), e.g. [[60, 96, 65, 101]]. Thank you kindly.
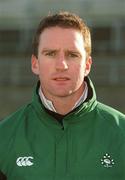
[[39, 82, 88, 115]]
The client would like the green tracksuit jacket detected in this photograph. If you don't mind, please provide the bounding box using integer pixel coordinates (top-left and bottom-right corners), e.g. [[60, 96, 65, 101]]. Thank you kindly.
[[0, 77, 125, 180]]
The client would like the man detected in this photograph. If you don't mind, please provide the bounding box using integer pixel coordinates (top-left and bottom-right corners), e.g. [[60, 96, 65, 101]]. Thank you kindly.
[[0, 11, 125, 180]]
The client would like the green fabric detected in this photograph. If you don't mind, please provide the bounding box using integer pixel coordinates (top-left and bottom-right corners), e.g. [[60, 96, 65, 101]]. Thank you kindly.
[[0, 77, 125, 180]]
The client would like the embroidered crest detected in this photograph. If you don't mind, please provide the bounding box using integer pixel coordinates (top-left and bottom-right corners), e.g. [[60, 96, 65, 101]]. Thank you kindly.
[[101, 153, 114, 168]]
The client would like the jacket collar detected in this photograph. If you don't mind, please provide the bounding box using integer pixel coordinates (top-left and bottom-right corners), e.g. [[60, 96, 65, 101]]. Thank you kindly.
[[31, 76, 97, 124]]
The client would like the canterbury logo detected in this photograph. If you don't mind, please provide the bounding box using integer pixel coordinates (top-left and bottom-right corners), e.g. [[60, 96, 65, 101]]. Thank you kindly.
[[16, 156, 34, 166]]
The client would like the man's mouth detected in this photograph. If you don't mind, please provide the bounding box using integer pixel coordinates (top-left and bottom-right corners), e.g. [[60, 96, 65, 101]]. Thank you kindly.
[[54, 77, 70, 81]]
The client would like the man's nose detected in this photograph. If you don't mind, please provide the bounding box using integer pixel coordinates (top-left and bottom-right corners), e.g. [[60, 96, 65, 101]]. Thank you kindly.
[[55, 54, 68, 71]]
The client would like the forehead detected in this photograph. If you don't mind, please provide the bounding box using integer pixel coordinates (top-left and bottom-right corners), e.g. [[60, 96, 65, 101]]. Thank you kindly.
[[39, 26, 85, 49]]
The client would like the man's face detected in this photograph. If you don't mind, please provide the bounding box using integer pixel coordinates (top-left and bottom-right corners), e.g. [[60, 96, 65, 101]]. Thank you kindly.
[[32, 27, 92, 100]]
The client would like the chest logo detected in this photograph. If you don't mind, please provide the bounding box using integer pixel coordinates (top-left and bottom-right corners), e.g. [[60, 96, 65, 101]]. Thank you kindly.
[[101, 153, 115, 168], [16, 156, 34, 167]]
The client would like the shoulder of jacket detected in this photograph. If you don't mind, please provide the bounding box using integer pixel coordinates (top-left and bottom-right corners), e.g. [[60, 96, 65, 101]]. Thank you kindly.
[[0, 103, 32, 143], [96, 102, 125, 118], [96, 101, 125, 132], [0, 104, 30, 125]]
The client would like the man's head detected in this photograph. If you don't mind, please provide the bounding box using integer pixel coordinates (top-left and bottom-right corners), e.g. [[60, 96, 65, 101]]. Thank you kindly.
[[31, 11, 92, 109], [32, 11, 91, 58]]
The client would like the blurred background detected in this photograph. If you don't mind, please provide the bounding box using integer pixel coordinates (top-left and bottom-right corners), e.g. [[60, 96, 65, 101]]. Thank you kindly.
[[0, 0, 125, 119]]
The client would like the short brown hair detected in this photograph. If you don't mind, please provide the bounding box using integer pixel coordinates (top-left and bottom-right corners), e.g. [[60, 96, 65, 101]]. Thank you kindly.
[[32, 11, 91, 57]]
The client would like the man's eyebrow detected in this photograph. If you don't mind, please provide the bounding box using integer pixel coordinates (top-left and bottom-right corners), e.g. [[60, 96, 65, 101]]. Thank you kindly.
[[41, 48, 58, 53], [66, 49, 81, 54], [66, 49, 80, 53]]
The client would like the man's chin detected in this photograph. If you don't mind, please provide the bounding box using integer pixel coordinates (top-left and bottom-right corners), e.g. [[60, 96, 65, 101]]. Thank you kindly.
[[51, 90, 74, 98]]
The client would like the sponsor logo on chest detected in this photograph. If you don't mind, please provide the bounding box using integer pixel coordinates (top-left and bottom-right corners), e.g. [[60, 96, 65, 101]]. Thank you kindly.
[[16, 156, 34, 167]]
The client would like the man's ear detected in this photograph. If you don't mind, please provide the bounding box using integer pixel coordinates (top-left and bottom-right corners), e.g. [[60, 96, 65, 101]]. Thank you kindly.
[[31, 55, 39, 75], [84, 56, 92, 77]]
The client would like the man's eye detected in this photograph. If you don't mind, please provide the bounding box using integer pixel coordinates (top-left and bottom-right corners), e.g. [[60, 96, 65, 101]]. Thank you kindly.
[[68, 53, 79, 58], [45, 51, 56, 57]]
